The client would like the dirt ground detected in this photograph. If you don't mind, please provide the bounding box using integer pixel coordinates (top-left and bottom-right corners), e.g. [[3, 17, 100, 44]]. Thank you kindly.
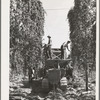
[[9, 73, 95, 100]]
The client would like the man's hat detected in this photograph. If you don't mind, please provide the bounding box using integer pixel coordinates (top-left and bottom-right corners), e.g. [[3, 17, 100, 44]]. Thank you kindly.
[[47, 35, 51, 38]]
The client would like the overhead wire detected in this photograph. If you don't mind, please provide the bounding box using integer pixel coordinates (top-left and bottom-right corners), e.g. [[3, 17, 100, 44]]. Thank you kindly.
[[44, 23, 51, 36], [44, 8, 69, 11]]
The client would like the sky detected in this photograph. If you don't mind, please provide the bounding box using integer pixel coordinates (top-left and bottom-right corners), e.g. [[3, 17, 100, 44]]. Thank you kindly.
[[40, 0, 74, 48]]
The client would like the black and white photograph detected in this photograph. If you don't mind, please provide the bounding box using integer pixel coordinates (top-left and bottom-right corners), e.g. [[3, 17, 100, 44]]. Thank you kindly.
[[1, 0, 99, 100]]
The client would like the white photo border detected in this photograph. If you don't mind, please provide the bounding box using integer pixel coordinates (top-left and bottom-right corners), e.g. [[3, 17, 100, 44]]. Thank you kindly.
[[1, 0, 99, 100]]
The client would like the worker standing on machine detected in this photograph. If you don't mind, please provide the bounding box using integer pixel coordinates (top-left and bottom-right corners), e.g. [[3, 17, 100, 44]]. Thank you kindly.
[[47, 35, 52, 59], [64, 41, 70, 51], [61, 41, 71, 59]]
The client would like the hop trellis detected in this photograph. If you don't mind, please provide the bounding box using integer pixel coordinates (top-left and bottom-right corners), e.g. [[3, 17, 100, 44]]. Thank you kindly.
[[68, 0, 96, 67], [10, 0, 45, 76]]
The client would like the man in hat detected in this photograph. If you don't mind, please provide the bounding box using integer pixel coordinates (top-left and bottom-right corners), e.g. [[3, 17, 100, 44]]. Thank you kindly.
[[47, 35, 52, 59], [61, 41, 71, 59], [63, 41, 70, 51]]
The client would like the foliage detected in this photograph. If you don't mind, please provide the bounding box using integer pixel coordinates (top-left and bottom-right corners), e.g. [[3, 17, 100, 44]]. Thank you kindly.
[[10, 0, 45, 77], [68, 0, 96, 68]]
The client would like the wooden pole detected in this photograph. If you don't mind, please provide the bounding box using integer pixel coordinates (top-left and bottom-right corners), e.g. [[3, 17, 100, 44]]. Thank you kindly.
[[85, 63, 88, 91], [83, 57, 88, 91], [53, 84, 55, 100]]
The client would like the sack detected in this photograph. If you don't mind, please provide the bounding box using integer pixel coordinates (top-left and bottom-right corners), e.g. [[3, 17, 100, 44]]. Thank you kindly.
[[48, 69, 61, 84], [42, 78, 49, 89]]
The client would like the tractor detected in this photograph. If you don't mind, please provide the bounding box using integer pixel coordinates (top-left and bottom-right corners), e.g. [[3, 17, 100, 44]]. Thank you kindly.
[[30, 47, 72, 93]]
